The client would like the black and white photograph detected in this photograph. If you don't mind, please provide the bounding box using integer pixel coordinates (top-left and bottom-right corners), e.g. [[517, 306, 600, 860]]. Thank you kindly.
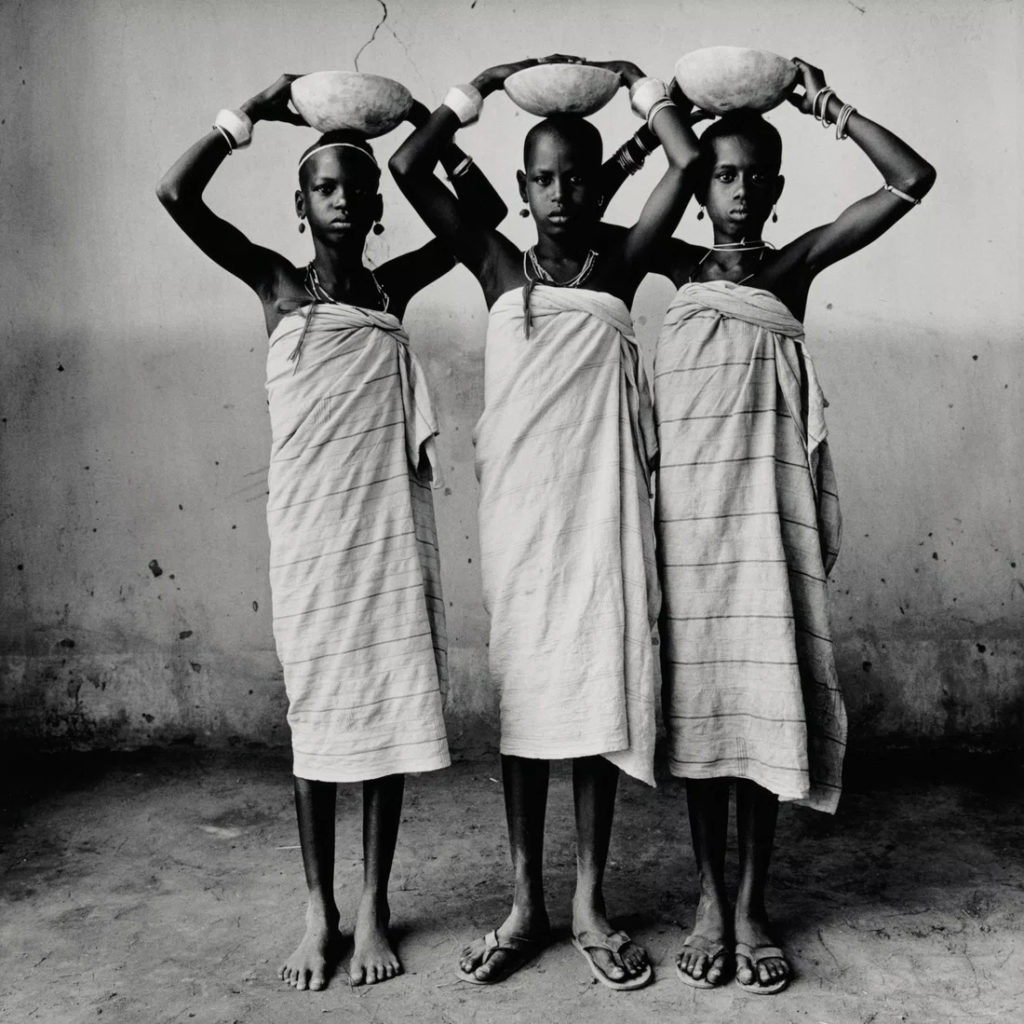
[[1, 1, 1019, 1021]]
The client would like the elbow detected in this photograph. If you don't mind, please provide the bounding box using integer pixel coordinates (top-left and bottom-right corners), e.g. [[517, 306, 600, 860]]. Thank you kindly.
[[388, 151, 411, 182], [486, 195, 509, 228], [913, 161, 937, 198], [895, 160, 937, 201], [155, 175, 180, 210]]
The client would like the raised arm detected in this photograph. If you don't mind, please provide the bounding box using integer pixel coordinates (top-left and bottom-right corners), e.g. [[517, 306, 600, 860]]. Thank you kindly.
[[783, 58, 936, 275], [594, 64, 701, 273], [155, 75, 305, 295], [599, 90, 714, 212], [389, 61, 536, 282], [378, 98, 508, 303]]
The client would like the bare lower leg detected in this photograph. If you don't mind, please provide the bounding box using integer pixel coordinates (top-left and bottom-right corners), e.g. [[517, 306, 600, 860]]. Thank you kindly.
[[280, 777, 341, 991], [678, 778, 731, 984], [734, 780, 789, 986], [350, 774, 405, 986], [571, 755, 647, 981], [459, 755, 550, 982]]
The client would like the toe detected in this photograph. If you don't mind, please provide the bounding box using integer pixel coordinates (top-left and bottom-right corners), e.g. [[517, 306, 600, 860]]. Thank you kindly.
[[309, 970, 326, 991], [622, 943, 648, 974], [736, 957, 755, 985], [295, 970, 309, 991], [706, 957, 724, 985], [592, 949, 625, 982], [350, 966, 365, 987]]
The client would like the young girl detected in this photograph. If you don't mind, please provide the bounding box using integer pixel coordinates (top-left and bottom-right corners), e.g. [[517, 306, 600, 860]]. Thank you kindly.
[[643, 58, 935, 993], [390, 57, 700, 989], [156, 73, 504, 991]]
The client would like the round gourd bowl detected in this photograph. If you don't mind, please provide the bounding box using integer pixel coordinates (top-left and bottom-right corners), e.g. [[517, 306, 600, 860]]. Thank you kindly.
[[674, 47, 797, 115], [504, 63, 620, 117], [290, 71, 413, 137]]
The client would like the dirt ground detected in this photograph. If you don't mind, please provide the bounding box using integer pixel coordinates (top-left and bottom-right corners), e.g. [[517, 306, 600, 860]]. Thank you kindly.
[[1, 746, 1021, 1024]]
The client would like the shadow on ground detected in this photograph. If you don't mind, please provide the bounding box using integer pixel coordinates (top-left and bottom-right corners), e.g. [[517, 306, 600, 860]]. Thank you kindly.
[[1, 746, 1021, 1024]]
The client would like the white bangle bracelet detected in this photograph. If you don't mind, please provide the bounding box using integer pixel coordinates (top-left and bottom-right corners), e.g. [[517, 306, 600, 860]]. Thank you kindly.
[[629, 77, 669, 120], [213, 124, 236, 153], [447, 155, 474, 180], [213, 108, 253, 149], [443, 85, 483, 125], [646, 97, 675, 131], [883, 183, 921, 205]]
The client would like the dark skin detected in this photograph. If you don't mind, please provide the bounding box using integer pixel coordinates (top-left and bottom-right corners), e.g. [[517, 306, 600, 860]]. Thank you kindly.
[[156, 74, 506, 334], [604, 59, 936, 322], [156, 74, 505, 991], [390, 54, 701, 987], [390, 56, 701, 312], [601, 59, 935, 990]]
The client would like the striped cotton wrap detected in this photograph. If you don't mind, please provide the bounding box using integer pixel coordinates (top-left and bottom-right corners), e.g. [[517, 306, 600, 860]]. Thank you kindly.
[[266, 303, 450, 782], [475, 286, 661, 786], [654, 280, 845, 813]]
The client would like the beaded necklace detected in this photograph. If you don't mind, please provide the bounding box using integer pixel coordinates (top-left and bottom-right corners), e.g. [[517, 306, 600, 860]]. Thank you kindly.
[[304, 261, 390, 314], [690, 240, 776, 286], [521, 246, 599, 339], [288, 262, 391, 370]]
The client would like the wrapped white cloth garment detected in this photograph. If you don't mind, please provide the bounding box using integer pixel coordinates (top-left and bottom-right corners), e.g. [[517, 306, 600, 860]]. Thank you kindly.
[[266, 302, 450, 782], [655, 280, 845, 812], [475, 285, 661, 786]]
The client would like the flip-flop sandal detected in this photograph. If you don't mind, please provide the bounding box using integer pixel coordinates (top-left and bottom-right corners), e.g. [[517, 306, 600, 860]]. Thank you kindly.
[[675, 932, 731, 989], [734, 941, 791, 995], [456, 928, 545, 985], [572, 929, 653, 991]]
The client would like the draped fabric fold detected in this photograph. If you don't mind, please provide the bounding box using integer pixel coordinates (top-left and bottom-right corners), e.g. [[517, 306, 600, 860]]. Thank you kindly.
[[266, 303, 450, 782], [474, 286, 661, 786], [655, 281, 845, 812]]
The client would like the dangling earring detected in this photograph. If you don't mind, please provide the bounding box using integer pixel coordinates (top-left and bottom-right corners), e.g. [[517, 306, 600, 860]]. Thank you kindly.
[[372, 221, 385, 235], [696, 205, 705, 221], [771, 205, 778, 224], [519, 207, 530, 218], [298, 218, 306, 233]]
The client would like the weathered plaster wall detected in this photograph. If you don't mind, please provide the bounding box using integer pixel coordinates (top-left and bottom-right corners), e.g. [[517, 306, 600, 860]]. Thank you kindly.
[[1, 0, 1020, 752]]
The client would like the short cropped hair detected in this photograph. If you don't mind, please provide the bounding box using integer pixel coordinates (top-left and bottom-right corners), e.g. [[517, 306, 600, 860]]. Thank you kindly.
[[698, 112, 783, 180], [298, 130, 380, 188], [523, 115, 603, 170]]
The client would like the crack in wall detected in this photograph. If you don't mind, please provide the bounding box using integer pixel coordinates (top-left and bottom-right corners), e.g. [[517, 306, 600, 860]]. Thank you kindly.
[[354, 0, 389, 72]]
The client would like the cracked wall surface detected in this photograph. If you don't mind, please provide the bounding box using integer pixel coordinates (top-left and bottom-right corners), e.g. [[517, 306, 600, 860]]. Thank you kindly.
[[1, 0, 1021, 752]]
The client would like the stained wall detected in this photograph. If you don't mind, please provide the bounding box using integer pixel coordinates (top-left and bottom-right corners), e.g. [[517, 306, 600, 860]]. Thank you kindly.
[[1, 0, 1020, 752]]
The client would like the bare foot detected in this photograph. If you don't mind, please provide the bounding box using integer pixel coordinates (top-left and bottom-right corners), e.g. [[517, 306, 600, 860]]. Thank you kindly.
[[571, 897, 648, 984], [350, 897, 401, 986], [734, 907, 790, 989], [279, 903, 342, 992], [678, 891, 731, 985], [459, 904, 550, 983]]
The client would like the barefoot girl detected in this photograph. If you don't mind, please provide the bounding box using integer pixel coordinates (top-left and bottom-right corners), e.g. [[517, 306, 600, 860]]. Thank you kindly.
[[640, 58, 935, 993], [390, 57, 700, 989], [156, 74, 505, 990]]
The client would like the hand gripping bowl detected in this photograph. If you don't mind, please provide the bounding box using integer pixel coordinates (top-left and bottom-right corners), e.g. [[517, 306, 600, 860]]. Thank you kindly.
[[290, 71, 413, 137], [504, 63, 620, 117], [674, 47, 797, 115]]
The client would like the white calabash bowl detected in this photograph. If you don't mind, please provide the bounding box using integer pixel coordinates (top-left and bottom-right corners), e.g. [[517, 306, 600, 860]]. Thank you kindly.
[[504, 64, 620, 117], [674, 47, 797, 115], [291, 71, 413, 137]]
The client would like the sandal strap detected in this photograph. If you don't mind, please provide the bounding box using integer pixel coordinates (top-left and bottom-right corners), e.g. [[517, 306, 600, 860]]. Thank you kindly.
[[575, 929, 635, 955], [735, 942, 786, 965], [480, 929, 539, 961], [680, 933, 730, 961]]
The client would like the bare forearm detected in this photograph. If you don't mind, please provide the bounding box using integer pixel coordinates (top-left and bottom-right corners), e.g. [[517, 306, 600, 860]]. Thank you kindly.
[[156, 131, 231, 208], [649, 106, 700, 172], [390, 105, 462, 180], [820, 94, 935, 196]]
